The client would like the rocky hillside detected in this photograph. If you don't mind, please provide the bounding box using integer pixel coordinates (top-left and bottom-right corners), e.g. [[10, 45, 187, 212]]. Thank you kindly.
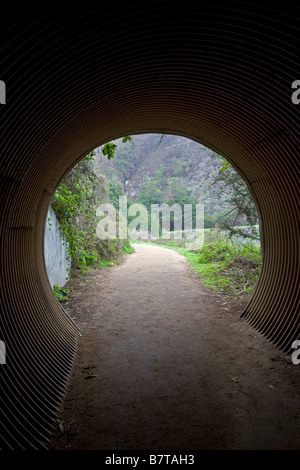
[[94, 133, 220, 205], [92, 133, 259, 233]]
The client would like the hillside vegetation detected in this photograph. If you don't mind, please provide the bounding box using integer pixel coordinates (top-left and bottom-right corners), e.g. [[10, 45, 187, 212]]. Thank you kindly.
[[50, 134, 262, 301], [94, 134, 261, 298], [94, 134, 259, 235]]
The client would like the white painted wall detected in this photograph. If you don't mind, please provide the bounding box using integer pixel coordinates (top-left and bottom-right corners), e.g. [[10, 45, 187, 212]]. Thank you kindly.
[[44, 206, 70, 287]]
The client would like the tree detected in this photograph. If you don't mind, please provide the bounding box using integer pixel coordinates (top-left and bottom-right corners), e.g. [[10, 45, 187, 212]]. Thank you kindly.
[[51, 150, 131, 275], [209, 153, 260, 240], [101, 136, 132, 160]]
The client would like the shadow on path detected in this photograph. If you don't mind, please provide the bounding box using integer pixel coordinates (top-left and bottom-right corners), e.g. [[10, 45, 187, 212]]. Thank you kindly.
[[49, 244, 300, 450]]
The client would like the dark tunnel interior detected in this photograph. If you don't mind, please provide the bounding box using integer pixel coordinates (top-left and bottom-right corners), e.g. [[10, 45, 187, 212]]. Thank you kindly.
[[0, 0, 299, 449]]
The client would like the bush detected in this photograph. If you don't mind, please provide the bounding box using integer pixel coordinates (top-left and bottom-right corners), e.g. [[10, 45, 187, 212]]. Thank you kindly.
[[194, 241, 262, 296], [198, 241, 260, 264], [51, 151, 134, 277], [53, 284, 69, 302], [197, 242, 235, 263]]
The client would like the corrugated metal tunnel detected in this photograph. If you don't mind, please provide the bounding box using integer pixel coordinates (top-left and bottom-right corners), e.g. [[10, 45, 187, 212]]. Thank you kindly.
[[0, 0, 299, 449]]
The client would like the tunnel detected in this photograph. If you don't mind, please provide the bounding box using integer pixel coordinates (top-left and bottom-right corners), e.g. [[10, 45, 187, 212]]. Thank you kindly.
[[0, 0, 299, 450]]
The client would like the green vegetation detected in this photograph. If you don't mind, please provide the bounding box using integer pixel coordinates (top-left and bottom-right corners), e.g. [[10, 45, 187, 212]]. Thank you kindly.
[[137, 175, 196, 208], [136, 236, 262, 298], [51, 151, 109, 273], [49, 134, 262, 303], [53, 284, 70, 302], [101, 136, 132, 162], [194, 241, 261, 295], [208, 153, 260, 240], [97, 134, 260, 235], [49, 149, 134, 301], [98, 134, 262, 299]]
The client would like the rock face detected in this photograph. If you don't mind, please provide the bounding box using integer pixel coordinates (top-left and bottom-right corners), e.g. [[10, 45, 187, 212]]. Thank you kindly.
[[44, 205, 70, 288], [95, 134, 219, 203], [94, 134, 258, 230]]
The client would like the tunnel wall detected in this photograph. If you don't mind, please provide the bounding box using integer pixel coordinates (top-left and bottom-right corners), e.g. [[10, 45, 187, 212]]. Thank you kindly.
[[0, 0, 299, 449], [44, 206, 70, 289]]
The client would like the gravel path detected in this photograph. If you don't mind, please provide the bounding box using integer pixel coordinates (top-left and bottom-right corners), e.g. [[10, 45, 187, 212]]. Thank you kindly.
[[49, 244, 300, 450]]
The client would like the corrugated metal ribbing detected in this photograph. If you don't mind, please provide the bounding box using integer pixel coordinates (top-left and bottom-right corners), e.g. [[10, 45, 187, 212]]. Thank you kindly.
[[0, 0, 299, 449]]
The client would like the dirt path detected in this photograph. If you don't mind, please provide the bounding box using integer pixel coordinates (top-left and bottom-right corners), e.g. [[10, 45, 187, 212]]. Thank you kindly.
[[49, 244, 300, 450]]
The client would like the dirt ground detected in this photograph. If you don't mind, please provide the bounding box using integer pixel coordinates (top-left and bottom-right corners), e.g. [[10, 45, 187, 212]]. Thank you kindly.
[[49, 244, 300, 450]]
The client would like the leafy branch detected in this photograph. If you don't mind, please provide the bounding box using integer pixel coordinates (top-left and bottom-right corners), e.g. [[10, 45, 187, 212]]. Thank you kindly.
[[101, 136, 132, 160]]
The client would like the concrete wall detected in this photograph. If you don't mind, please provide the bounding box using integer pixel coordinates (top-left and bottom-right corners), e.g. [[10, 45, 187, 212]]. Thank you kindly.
[[44, 205, 70, 288]]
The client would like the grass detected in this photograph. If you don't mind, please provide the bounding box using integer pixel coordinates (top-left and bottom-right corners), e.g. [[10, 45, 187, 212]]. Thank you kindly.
[[54, 230, 261, 303], [121, 242, 135, 255], [98, 259, 116, 267], [133, 232, 262, 298]]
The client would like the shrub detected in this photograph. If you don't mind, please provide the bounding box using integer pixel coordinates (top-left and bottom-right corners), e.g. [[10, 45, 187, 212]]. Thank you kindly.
[[53, 284, 69, 302]]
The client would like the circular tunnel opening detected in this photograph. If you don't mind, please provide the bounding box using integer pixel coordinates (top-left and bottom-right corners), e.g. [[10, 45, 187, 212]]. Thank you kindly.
[[1, 0, 300, 450], [44, 133, 263, 311], [40, 134, 269, 451]]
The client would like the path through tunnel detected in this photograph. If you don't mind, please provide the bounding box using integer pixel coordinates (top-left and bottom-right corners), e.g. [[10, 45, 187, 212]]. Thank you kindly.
[[48, 243, 300, 450], [0, 0, 299, 449]]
